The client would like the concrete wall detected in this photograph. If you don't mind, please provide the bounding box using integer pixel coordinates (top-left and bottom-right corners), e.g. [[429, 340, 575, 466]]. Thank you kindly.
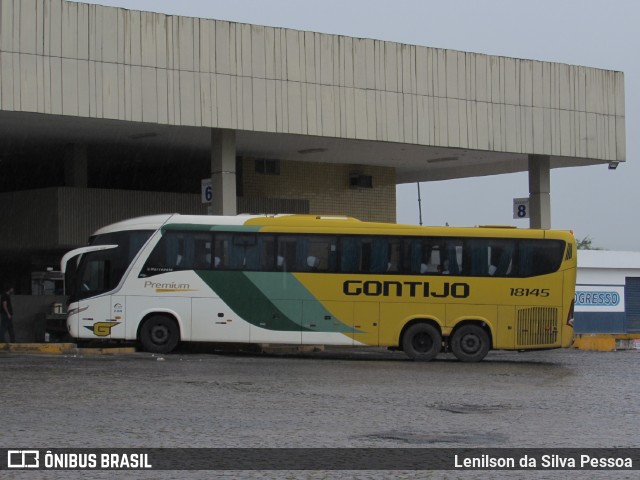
[[0, 180, 394, 251], [0, 187, 208, 249], [242, 159, 396, 222], [0, 0, 625, 162]]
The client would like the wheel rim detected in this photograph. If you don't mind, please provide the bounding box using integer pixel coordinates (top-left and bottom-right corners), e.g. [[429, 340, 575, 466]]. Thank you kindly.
[[412, 332, 433, 353], [150, 324, 169, 345], [460, 333, 481, 354]]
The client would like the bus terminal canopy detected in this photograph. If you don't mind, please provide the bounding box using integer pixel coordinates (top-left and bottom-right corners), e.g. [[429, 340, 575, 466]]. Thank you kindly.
[[0, 0, 625, 184], [0, 0, 627, 269]]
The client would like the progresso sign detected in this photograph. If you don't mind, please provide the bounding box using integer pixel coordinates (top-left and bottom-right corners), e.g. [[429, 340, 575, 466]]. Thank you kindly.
[[575, 291, 620, 307]]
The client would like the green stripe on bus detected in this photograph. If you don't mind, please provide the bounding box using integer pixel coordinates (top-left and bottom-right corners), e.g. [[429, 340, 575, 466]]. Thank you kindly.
[[196, 271, 310, 332], [244, 272, 353, 333], [196, 271, 353, 333]]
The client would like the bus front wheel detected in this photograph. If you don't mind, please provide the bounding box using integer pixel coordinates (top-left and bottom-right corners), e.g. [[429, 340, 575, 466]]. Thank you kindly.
[[450, 324, 490, 362], [402, 323, 442, 361], [140, 315, 180, 354]]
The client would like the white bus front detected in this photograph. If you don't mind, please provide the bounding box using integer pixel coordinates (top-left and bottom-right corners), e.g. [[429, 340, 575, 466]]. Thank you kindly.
[[61, 230, 153, 341]]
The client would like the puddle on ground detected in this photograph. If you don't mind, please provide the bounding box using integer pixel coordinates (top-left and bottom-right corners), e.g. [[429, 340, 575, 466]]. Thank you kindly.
[[356, 430, 509, 445], [425, 402, 515, 414]]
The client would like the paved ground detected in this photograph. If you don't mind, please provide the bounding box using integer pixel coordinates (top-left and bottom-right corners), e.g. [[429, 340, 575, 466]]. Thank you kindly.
[[1, 347, 639, 479]]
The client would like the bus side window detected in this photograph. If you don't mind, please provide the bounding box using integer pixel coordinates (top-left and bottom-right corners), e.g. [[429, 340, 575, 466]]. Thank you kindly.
[[421, 241, 443, 275], [258, 236, 276, 271], [518, 241, 535, 277], [519, 240, 565, 277], [275, 235, 336, 273], [165, 233, 184, 268], [404, 239, 422, 274], [444, 240, 462, 275], [328, 240, 338, 271], [228, 234, 256, 269], [276, 235, 313, 272], [244, 242, 260, 270], [277, 236, 296, 271], [213, 234, 231, 269], [538, 241, 564, 274], [141, 231, 199, 275], [340, 238, 361, 273], [490, 241, 514, 276], [386, 239, 402, 273], [307, 236, 337, 272], [140, 232, 181, 275], [192, 234, 213, 270], [295, 237, 309, 271], [369, 238, 390, 273], [468, 239, 489, 276], [141, 239, 165, 275]]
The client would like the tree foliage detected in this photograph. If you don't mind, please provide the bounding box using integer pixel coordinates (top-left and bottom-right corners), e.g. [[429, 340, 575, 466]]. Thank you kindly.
[[576, 236, 603, 250]]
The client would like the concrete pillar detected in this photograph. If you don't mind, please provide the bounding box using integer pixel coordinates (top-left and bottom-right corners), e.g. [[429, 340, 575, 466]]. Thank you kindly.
[[210, 128, 237, 215], [528, 154, 551, 229], [64, 144, 88, 187]]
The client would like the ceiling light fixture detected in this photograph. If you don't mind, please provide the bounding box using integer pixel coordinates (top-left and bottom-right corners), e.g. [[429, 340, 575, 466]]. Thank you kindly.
[[427, 156, 458, 164], [297, 148, 327, 154], [129, 132, 158, 140]]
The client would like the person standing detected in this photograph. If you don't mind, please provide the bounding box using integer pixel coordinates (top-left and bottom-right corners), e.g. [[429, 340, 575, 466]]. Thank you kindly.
[[0, 285, 16, 343]]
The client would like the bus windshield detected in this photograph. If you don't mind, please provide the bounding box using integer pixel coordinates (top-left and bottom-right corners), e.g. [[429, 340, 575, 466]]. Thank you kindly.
[[66, 230, 153, 302]]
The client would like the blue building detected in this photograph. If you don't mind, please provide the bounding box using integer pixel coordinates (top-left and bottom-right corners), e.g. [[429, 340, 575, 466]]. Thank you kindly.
[[575, 250, 640, 334]]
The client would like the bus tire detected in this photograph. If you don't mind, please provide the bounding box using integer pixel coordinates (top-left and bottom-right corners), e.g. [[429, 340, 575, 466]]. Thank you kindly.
[[450, 324, 490, 362], [402, 323, 442, 361], [140, 315, 180, 354]]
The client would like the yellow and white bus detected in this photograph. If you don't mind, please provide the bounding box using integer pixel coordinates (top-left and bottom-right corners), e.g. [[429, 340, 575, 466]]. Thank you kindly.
[[61, 214, 576, 362]]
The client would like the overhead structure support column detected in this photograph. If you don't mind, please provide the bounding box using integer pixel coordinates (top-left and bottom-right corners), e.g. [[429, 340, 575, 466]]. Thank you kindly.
[[528, 154, 551, 229], [210, 128, 237, 215]]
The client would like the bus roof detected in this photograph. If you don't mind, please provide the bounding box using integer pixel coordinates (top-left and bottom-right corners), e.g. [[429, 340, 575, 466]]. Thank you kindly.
[[92, 214, 574, 241], [93, 213, 267, 235]]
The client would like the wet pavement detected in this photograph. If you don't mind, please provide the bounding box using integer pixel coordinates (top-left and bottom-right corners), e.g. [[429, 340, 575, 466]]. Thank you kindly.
[[1, 347, 639, 479]]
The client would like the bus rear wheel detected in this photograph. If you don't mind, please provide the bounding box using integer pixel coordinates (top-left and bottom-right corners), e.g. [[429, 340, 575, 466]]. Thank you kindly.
[[450, 324, 490, 362], [140, 315, 180, 354], [402, 323, 442, 361]]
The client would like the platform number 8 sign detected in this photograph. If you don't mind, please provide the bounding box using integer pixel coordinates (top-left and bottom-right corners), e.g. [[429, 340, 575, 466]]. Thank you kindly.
[[513, 198, 530, 219]]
